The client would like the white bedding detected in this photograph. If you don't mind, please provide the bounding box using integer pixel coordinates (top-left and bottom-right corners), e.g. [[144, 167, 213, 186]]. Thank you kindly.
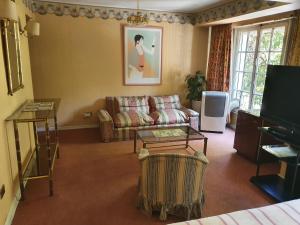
[[168, 199, 300, 225]]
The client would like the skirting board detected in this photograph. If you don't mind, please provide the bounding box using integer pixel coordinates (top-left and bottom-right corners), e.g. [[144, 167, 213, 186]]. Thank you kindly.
[[4, 178, 29, 225], [4, 192, 20, 225], [4, 153, 37, 225], [36, 124, 98, 132], [58, 124, 98, 130]]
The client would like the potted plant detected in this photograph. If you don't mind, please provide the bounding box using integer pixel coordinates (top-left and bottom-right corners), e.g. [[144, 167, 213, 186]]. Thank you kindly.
[[185, 71, 206, 113]]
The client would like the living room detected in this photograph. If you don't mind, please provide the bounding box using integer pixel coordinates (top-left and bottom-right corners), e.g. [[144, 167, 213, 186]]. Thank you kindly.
[[0, 0, 300, 225]]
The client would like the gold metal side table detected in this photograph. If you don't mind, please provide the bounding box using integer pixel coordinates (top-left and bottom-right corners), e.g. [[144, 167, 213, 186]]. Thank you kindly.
[[6, 98, 60, 200]]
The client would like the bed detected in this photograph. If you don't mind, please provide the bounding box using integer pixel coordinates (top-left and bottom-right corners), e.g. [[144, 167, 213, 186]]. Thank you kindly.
[[168, 199, 300, 225]]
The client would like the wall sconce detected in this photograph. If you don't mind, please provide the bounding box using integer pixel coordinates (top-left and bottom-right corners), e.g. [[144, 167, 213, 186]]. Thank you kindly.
[[20, 19, 40, 37], [0, 0, 18, 21]]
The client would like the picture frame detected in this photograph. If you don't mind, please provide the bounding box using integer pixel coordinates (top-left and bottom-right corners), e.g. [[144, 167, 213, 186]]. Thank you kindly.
[[123, 25, 163, 86], [1, 19, 24, 95]]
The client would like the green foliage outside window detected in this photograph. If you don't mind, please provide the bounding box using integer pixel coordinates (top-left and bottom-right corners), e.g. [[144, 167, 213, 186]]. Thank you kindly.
[[233, 25, 286, 111]]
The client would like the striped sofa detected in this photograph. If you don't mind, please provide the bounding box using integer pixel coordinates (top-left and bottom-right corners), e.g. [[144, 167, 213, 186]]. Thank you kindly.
[[137, 149, 209, 221], [168, 199, 300, 225], [97, 95, 199, 142]]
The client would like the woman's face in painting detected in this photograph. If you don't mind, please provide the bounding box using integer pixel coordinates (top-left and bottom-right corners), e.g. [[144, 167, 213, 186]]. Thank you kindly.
[[137, 38, 144, 46]]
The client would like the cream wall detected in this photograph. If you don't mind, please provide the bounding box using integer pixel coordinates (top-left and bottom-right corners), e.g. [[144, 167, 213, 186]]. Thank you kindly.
[[0, 1, 35, 225], [29, 14, 209, 127]]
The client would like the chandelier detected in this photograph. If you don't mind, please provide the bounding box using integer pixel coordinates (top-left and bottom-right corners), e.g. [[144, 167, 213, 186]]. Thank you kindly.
[[127, 0, 149, 25]]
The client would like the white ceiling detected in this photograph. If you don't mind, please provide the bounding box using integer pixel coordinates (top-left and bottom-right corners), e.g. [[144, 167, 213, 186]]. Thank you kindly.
[[38, 0, 232, 13]]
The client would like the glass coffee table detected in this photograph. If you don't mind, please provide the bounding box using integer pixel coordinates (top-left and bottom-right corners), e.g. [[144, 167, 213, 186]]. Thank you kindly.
[[134, 125, 208, 155]]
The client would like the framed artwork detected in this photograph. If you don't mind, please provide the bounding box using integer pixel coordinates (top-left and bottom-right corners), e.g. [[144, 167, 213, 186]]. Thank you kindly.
[[1, 20, 24, 95], [123, 26, 163, 85]]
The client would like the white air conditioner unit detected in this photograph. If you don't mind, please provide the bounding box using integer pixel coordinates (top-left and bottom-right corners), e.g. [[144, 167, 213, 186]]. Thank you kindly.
[[200, 91, 229, 133]]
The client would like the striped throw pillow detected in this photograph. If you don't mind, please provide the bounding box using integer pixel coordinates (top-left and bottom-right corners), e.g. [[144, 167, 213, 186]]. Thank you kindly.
[[150, 95, 182, 111], [150, 109, 188, 125], [115, 96, 150, 114], [114, 111, 154, 128]]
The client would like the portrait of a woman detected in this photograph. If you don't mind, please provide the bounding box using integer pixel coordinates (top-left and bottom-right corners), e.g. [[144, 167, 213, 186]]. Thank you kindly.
[[124, 26, 162, 85], [133, 34, 155, 72]]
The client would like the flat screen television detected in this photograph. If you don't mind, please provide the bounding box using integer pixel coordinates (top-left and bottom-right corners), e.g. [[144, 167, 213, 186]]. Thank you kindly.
[[261, 65, 300, 145]]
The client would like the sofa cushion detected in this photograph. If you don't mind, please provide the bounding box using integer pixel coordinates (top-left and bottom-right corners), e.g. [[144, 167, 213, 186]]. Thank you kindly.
[[114, 111, 154, 128], [115, 96, 149, 114], [149, 95, 181, 112], [150, 109, 188, 125]]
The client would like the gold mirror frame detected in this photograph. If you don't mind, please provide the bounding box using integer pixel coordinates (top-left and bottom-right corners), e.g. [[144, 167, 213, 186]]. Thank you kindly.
[[1, 19, 24, 96]]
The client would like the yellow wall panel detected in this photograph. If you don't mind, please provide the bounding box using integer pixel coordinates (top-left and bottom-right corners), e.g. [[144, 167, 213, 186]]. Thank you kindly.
[[0, 1, 35, 224], [29, 15, 209, 127]]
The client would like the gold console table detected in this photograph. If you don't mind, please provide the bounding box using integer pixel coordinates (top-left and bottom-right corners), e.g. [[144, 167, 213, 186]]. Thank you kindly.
[[6, 99, 60, 200]]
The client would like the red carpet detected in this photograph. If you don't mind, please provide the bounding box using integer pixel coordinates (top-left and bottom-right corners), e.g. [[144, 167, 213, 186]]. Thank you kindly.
[[12, 128, 275, 225]]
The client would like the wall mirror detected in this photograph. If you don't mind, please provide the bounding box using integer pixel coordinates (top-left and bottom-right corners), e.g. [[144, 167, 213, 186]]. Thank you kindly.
[[1, 19, 23, 95]]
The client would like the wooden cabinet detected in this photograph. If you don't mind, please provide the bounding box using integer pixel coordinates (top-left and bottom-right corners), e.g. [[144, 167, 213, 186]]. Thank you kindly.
[[234, 110, 280, 162]]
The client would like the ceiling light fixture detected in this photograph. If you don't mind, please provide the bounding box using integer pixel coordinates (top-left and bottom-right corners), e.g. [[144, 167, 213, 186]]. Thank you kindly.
[[127, 0, 148, 26]]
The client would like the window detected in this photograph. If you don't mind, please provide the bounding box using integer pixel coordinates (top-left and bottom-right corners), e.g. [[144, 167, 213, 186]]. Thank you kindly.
[[231, 22, 289, 111]]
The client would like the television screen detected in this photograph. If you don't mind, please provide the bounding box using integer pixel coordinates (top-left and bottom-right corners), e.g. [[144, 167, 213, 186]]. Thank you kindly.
[[261, 65, 300, 133]]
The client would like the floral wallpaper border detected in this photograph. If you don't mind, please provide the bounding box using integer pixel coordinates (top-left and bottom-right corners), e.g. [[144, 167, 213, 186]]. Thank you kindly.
[[23, 0, 288, 25], [23, 0, 33, 10], [195, 0, 286, 24], [29, 0, 195, 24]]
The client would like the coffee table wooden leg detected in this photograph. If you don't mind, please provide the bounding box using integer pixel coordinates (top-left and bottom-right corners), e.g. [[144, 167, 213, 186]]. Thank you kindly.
[[204, 137, 208, 155], [134, 130, 137, 153]]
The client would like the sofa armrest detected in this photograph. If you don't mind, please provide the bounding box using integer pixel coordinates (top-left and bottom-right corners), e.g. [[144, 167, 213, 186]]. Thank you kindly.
[[97, 110, 114, 142], [180, 107, 199, 117], [179, 107, 199, 131]]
